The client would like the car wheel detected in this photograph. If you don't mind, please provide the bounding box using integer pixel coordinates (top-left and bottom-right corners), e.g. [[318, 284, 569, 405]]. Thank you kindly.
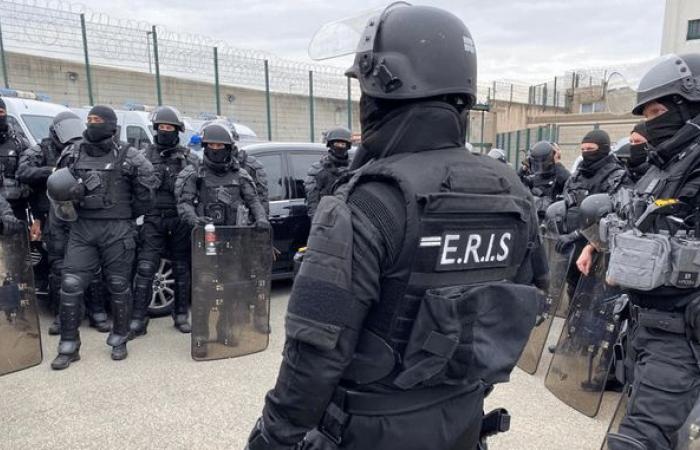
[[148, 258, 175, 317]]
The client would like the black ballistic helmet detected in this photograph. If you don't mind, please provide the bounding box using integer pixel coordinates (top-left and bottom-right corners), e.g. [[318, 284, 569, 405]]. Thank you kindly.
[[633, 53, 700, 115], [325, 126, 352, 146], [345, 3, 477, 106], [151, 106, 185, 131], [47, 167, 83, 222], [529, 141, 556, 173], [200, 122, 234, 145], [51, 111, 85, 145], [544, 200, 567, 234]]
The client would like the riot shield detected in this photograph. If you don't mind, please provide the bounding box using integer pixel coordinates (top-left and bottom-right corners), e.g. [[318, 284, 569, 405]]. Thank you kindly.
[[544, 253, 624, 417], [678, 398, 700, 450], [0, 231, 42, 376], [600, 386, 630, 450], [517, 223, 572, 374], [191, 225, 272, 361]]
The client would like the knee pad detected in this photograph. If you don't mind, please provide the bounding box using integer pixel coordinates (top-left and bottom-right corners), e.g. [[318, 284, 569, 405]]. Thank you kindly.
[[106, 275, 130, 295], [61, 274, 84, 295], [606, 433, 647, 450], [136, 260, 157, 278]]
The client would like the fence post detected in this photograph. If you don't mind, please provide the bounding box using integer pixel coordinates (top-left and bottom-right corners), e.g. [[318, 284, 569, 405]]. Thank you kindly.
[[151, 26, 162, 106], [213, 47, 221, 115], [80, 14, 94, 105], [264, 60, 272, 141], [346, 77, 352, 131], [506, 132, 512, 158], [515, 130, 521, 163], [309, 70, 315, 142], [480, 110, 485, 152], [466, 112, 471, 143], [0, 19, 8, 89], [553, 76, 558, 108]]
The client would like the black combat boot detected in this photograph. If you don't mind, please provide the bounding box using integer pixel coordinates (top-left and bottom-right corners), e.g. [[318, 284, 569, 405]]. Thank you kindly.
[[51, 290, 82, 370], [172, 260, 191, 334], [107, 288, 131, 361], [86, 275, 111, 333], [48, 273, 62, 335], [129, 262, 154, 338]]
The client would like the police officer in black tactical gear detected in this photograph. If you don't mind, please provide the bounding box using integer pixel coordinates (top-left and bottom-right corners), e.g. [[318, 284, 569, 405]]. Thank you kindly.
[[175, 122, 270, 353], [129, 106, 198, 337], [521, 140, 570, 220], [247, 5, 547, 450], [304, 126, 352, 217], [48, 105, 157, 370], [555, 129, 629, 298], [615, 122, 650, 184], [17, 111, 111, 336], [596, 54, 700, 450], [0, 97, 30, 222], [225, 123, 270, 214]]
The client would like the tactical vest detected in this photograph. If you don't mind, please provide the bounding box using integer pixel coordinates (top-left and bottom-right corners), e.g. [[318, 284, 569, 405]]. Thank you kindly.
[[635, 142, 700, 205], [30, 139, 62, 214], [146, 145, 188, 211], [73, 143, 132, 220], [340, 149, 540, 390], [196, 166, 245, 225], [530, 173, 557, 220], [563, 160, 624, 232], [317, 157, 349, 197], [0, 133, 26, 201]]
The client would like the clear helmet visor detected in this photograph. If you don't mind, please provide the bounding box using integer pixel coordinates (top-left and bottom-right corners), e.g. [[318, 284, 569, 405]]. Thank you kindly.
[[580, 222, 605, 251], [49, 198, 78, 222], [605, 54, 688, 115], [307, 2, 410, 60], [52, 118, 85, 144]]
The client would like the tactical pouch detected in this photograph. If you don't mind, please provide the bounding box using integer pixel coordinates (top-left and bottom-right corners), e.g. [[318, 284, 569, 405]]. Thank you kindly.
[[394, 282, 542, 390], [668, 237, 700, 288], [607, 230, 671, 291], [204, 203, 227, 225]]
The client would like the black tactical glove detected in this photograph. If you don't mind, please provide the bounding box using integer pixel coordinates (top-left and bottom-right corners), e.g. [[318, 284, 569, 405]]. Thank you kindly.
[[1, 215, 24, 235], [685, 297, 700, 343], [255, 219, 271, 231], [246, 418, 298, 450], [555, 231, 580, 254]]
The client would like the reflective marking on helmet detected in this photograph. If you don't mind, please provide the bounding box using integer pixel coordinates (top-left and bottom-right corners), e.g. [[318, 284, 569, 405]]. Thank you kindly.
[[419, 236, 442, 247], [463, 36, 475, 54]]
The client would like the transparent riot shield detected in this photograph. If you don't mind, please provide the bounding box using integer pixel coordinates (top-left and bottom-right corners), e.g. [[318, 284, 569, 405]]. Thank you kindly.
[[0, 231, 42, 376], [600, 386, 630, 450], [544, 253, 624, 417], [678, 399, 700, 450], [517, 221, 572, 374], [190, 225, 272, 361]]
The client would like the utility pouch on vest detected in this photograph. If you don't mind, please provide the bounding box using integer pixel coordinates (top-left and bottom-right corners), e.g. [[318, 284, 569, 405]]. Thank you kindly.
[[215, 187, 233, 205], [607, 230, 671, 290], [83, 172, 102, 192], [669, 236, 700, 288], [204, 203, 227, 225], [394, 282, 542, 390]]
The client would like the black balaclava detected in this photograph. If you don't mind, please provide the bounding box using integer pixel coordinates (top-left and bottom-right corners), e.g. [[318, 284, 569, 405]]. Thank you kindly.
[[327, 140, 350, 165], [84, 105, 118, 145], [351, 94, 468, 170], [580, 129, 611, 164], [155, 129, 180, 150], [629, 121, 649, 168], [645, 98, 687, 148], [203, 145, 232, 172], [0, 97, 8, 135]]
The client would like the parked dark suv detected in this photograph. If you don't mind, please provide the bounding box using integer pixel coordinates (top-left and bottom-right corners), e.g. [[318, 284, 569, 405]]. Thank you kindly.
[[244, 142, 327, 279]]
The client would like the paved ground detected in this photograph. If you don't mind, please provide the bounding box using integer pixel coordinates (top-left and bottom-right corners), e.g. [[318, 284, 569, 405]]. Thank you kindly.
[[2, 282, 620, 450]]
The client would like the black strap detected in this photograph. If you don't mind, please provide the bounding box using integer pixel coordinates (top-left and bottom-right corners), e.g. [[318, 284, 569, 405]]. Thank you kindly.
[[479, 408, 511, 439]]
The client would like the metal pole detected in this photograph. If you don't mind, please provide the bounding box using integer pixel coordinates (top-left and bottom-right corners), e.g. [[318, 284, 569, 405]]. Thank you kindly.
[[480, 110, 485, 152], [309, 70, 315, 142], [553, 76, 558, 108], [146, 32, 152, 74], [213, 47, 221, 115], [515, 130, 521, 163], [466, 112, 471, 143], [346, 77, 352, 131], [80, 14, 94, 105], [264, 60, 272, 141], [0, 19, 8, 89], [152, 25, 162, 106]]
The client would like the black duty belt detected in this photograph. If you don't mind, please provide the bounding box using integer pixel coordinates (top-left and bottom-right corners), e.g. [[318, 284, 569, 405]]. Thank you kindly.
[[631, 305, 686, 334], [337, 383, 479, 416]]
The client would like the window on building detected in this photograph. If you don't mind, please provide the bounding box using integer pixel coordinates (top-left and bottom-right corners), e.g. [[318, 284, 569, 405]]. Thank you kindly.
[[580, 102, 606, 114], [688, 19, 700, 41]]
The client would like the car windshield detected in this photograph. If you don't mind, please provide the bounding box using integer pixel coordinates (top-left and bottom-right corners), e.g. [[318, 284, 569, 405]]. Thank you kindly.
[[21, 114, 55, 142]]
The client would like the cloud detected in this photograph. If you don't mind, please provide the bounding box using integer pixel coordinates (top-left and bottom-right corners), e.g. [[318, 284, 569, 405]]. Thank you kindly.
[[92, 0, 666, 83]]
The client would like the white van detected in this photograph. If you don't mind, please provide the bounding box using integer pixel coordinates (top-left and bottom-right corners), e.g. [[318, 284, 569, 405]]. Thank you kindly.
[[71, 107, 155, 150], [1, 93, 73, 146]]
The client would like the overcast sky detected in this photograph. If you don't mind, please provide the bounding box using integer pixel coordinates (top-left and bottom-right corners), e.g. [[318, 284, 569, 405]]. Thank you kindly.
[[93, 0, 666, 83]]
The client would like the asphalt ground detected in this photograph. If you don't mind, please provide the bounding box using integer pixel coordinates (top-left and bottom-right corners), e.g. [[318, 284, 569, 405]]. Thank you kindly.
[[2, 282, 620, 450]]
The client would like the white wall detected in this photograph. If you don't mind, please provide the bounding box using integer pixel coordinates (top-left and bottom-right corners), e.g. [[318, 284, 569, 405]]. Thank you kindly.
[[661, 0, 700, 54]]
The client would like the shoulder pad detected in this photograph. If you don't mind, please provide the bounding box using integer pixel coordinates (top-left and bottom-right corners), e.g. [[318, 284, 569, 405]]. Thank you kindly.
[[307, 161, 323, 176], [238, 167, 254, 182]]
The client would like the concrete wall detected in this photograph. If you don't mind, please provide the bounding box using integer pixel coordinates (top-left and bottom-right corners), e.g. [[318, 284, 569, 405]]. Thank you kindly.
[[4, 51, 360, 142], [662, 0, 700, 54]]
